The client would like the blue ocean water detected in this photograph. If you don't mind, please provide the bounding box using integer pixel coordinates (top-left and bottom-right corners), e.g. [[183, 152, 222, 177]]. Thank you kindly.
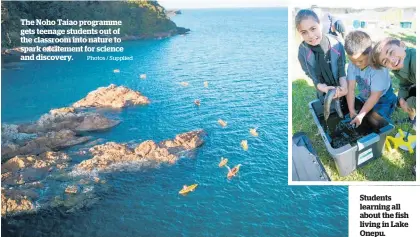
[[1, 8, 348, 237]]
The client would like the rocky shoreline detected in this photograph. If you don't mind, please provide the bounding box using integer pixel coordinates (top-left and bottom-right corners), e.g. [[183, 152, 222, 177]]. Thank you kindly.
[[1, 84, 205, 217], [1, 84, 150, 162]]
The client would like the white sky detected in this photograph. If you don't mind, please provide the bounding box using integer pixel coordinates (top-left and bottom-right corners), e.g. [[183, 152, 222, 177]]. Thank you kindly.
[[158, 0, 416, 9]]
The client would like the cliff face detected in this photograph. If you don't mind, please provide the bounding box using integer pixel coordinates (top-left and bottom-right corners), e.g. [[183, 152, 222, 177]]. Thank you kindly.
[[1, 0, 189, 49]]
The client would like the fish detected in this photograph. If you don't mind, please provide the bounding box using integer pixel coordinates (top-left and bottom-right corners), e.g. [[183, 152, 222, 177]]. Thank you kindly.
[[323, 88, 344, 121], [334, 88, 344, 118], [324, 88, 336, 121], [335, 98, 344, 118]]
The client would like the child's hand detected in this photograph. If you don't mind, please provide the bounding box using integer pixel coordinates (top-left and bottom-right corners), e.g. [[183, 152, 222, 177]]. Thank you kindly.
[[350, 114, 364, 128], [317, 83, 335, 93], [408, 108, 416, 120], [333, 86, 347, 99], [349, 109, 358, 119], [399, 98, 416, 119], [399, 98, 411, 113]]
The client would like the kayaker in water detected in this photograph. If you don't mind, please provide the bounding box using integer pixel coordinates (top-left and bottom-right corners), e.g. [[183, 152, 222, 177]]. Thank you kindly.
[[226, 164, 241, 178], [182, 185, 188, 191], [219, 157, 228, 167]]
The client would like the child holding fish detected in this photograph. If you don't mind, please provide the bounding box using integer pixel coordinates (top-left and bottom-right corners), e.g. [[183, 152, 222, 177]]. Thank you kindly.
[[344, 31, 397, 127], [295, 9, 348, 101]]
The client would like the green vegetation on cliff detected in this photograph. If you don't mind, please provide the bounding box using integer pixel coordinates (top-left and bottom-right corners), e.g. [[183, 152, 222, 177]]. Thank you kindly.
[[1, 0, 188, 48]]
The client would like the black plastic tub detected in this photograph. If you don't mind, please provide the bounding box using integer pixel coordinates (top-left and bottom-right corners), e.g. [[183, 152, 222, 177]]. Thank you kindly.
[[309, 98, 395, 176]]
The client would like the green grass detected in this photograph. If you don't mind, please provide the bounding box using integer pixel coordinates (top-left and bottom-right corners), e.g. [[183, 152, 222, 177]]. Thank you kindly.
[[292, 78, 416, 181]]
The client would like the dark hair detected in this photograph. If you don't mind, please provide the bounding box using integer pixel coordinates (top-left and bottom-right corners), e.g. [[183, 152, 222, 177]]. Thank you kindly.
[[344, 31, 372, 56], [333, 21, 346, 39], [370, 37, 402, 69], [295, 9, 320, 29]]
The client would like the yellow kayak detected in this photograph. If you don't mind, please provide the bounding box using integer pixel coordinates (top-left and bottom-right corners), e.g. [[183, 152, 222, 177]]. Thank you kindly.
[[241, 140, 248, 151], [227, 164, 241, 178], [219, 158, 228, 167], [218, 119, 227, 127], [179, 184, 198, 195], [250, 128, 258, 137]]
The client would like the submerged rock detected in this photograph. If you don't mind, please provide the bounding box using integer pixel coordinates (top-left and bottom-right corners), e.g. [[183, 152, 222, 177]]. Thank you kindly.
[[65, 185, 79, 194], [72, 84, 150, 109], [76, 130, 205, 172]]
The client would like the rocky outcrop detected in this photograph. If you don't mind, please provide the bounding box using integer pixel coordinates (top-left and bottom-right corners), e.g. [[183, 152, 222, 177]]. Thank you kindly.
[[1, 107, 120, 161], [166, 9, 182, 18], [0, 151, 104, 216], [1, 152, 71, 186], [76, 142, 141, 172], [1, 124, 37, 145], [0, 83, 156, 217], [1, 189, 37, 216], [76, 130, 205, 172], [160, 130, 205, 150], [72, 84, 150, 109], [18, 107, 120, 134], [74, 114, 120, 132], [1, 151, 71, 216], [1, 130, 91, 161]]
